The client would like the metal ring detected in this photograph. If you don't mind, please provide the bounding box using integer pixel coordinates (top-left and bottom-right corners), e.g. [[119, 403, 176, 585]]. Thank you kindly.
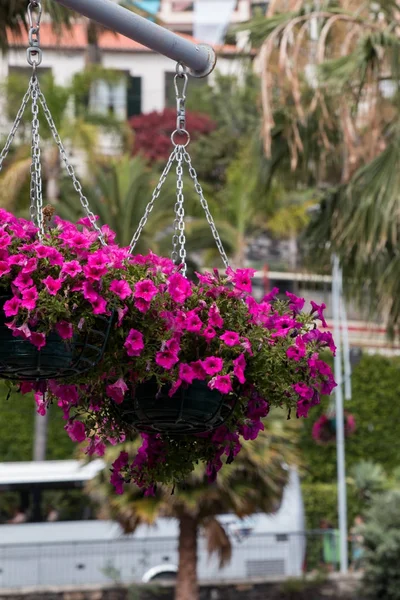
[[27, 47, 43, 67], [171, 129, 190, 148]]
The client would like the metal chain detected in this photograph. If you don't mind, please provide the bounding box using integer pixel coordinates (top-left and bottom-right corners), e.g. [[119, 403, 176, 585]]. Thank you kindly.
[[38, 87, 106, 245], [30, 76, 44, 237], [171, 146, 187, 275], [129, 147, 178, 253], [0, 80, 33, 174], [183, 148, 230, 269]]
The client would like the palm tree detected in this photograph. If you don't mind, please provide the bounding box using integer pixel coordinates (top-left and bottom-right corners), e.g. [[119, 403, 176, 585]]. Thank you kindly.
[[57, 154, 182, 251], [87, 414, 299, 600], [185, 138, 314, 269], [0, 71, 105, 215], [246, 0, 400, 329]]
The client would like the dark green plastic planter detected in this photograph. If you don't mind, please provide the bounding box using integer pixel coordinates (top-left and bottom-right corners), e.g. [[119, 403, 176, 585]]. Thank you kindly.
[[0, 294, 113, 381], [119, 378, 236, 435]]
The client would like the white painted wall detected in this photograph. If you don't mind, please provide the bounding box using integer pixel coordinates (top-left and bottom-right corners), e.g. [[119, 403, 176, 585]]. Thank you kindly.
[[3, 47, 246, 116]]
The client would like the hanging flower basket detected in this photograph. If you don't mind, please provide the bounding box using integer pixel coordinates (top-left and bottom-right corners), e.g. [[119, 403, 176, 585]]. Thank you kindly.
[[42, 251, 337, 492], [312, 412, 356, 445], [0, 209, 124, 381], [117, 378, 235, 434]]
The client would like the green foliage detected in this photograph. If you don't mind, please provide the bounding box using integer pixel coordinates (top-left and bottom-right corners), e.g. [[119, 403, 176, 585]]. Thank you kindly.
[[0, 382, 74, 461], [302, 482, 362, 531], [349, 461, 387, 502], [362, 490, 400, 599], [299, 354, 400, 483]]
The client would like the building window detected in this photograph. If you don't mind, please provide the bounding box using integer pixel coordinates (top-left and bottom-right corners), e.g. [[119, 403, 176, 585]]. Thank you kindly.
[[89, 77, 127, 120], [87, 72, 142, 120], [127, 76, 142, 118]]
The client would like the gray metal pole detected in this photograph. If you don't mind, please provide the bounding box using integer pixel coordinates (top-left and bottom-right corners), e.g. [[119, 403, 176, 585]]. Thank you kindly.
[[53, 0, 217, 77], [33, 409, 48, 461], [332, 255, 348, 574]]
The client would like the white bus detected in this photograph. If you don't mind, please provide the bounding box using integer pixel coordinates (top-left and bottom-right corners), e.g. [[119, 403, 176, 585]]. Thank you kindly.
[[0, 460, 306, 588]]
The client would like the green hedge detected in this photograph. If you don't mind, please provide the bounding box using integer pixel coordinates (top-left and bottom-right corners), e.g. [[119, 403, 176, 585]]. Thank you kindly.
[[299, 354, 400, 483], [0, 383, 74, 461], [302, 482, 362, 530]]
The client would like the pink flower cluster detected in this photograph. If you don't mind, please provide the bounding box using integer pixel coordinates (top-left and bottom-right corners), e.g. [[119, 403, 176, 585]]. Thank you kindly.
[[0, 210, 130, 349], [312, 412, 356, 445]]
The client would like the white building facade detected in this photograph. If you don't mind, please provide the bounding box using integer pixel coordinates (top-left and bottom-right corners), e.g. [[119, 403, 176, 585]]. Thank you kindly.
[[2, 23, 250, 120]]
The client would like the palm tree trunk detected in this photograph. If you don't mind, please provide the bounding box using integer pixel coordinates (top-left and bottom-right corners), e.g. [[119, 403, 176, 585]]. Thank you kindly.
[[175, 514, 199, 600]]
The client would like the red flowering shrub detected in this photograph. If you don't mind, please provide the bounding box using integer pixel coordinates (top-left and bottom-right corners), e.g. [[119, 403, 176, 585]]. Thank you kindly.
[[129, 109, 216, 162]]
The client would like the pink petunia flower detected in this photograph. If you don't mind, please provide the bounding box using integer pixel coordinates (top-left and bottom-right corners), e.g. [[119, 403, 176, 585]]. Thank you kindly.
[[209, 374, 233, 394], [3, 296, 21, 317], [134, 298, 151, 313], [233, 354, 246, 384], [167, 272, 192, 303], [106, 378, 128, 405], [208, 304, 224, 328], [13, 271, 34, 290], [179, 363, 196, 384], [310, 301, 328, 328], [220, 331, 241, 347], [77, 215, 99, 228], [262, 287, 279, 302], [124, 329, 144, 357], [0, 261, 10, 277], [8, 322, 31, 340], [65, 420, 87, 443], [286, 291, 305, 313], [34, 392, 47, 416], [83, 282, 99, 302], [226, 266, 256, 294], [55, 321, 74, 340], [190, 360, 207, 380], [110, 279, 132, 300], [86, 437, 106, 457], [61, 260, 82, 277], [0, 231, 11, 249], [203, 326, 216, 342], [43, 276, 62, 296], [21, 257, 37, 274], [155, 350, 179, 370], [184, 311, 203, 333], [30, 331, 46, 350], [134, 279, 158, 302], [35, 244, 56, 260], [240, 420, 264, 440], [286, 336, 306, 361], [202, 356, 223, 376], [90, 296, 108, 315], [21, 286, 38, 310], [293, 382, 314, 400]]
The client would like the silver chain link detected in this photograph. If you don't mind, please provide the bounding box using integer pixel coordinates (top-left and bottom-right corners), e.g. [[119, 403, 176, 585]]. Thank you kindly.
[[171, 146, 187, 275], [0, 80, 33, 174], [129, 147, 178, 253], [38, 86, 106, 245], [183, 148, 230, 269], [128, 61, 229, 272], [30, 77, 44, 237]]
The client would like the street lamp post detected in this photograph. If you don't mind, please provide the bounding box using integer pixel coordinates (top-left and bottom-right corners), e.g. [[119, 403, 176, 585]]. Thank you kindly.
[[332, 255, 348, 573]]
